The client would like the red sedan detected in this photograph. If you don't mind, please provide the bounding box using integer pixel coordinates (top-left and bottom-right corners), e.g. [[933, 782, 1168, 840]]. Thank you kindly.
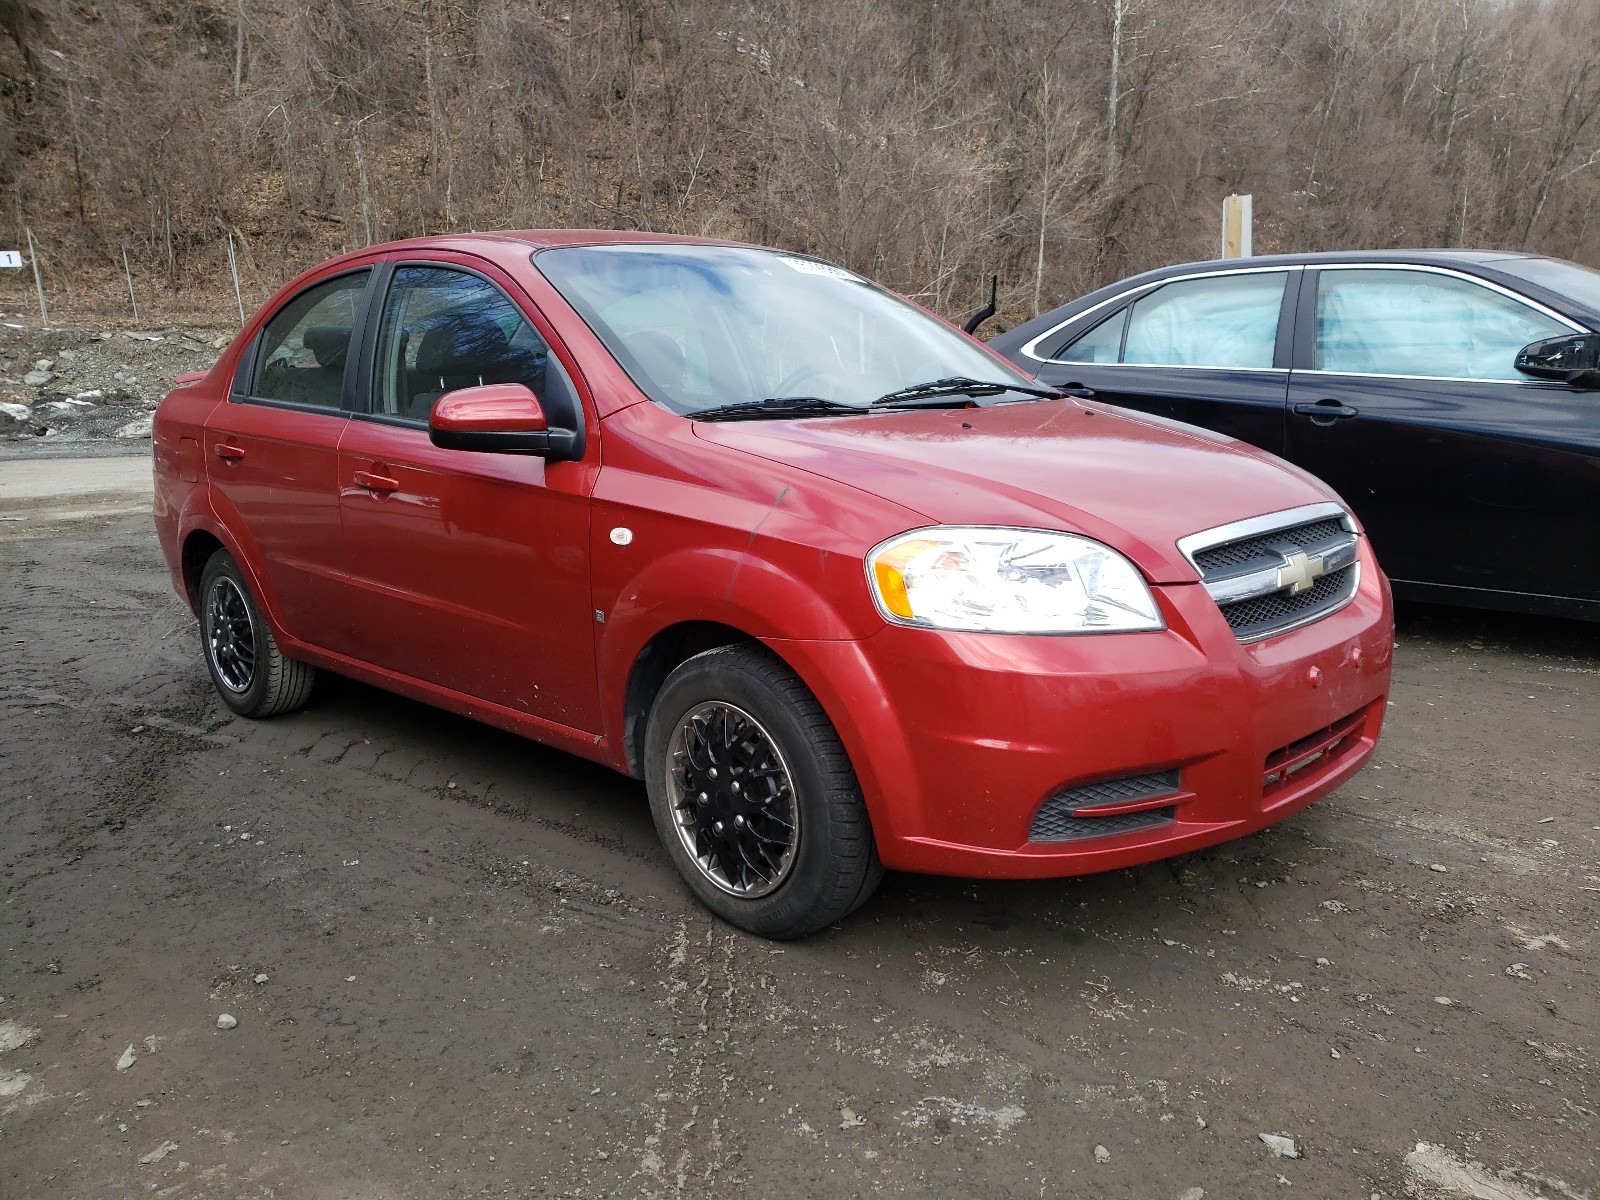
[[152, 231, 1394, 938]]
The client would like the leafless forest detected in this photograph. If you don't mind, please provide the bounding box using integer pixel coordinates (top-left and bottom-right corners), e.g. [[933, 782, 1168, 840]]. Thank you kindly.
[[2, 0, 1599, 325]]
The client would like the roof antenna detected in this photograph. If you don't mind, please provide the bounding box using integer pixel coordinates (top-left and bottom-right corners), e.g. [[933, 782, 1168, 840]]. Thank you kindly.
[[963, 275, 998, 336]]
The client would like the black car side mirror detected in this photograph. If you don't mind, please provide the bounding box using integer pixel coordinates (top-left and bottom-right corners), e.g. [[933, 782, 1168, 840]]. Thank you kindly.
[[1514, 333, 1600, 389], [428, 383, 583, 459]]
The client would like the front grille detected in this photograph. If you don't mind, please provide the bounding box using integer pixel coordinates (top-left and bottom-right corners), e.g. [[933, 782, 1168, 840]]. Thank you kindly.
[[1219, 565, 1357, 640], [1178, 504, 1361, 643], [1029, 769, 1180, 842], [1193, 518, 1348, 576]]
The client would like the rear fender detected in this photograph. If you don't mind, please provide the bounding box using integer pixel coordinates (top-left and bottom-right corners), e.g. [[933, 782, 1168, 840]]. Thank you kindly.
[[178, 485, 289, 639]]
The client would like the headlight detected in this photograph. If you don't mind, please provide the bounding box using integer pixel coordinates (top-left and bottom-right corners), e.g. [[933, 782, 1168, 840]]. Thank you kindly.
[[866, 526, 1164, 634]]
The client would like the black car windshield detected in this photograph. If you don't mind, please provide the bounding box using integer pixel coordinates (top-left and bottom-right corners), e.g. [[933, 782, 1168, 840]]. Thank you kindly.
[[1496, 257, 1600, 316], [534, 244, 1038, 415]]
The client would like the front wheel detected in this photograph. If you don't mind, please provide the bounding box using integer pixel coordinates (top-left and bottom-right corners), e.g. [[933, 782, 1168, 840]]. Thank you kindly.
[[643, 644, 882, 939], [198, 550, 316, 718]]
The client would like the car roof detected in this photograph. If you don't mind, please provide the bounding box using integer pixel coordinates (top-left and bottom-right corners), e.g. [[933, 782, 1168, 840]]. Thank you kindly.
[[289, 229, 776, 288], [1129, 248, 1546, 277]]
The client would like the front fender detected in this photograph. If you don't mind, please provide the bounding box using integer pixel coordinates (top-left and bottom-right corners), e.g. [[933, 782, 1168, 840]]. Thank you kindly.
[[595, 545, 880, 765]]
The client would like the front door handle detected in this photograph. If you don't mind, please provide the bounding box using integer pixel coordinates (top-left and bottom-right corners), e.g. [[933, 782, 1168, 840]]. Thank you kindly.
[[214, 443, 246, 462], [352, 469, 399, 494], [1293, 399, 1359, 425], [1056, 383, 1096, 399]]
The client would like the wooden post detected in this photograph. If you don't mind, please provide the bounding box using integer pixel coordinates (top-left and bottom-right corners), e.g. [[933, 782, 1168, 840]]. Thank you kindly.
[[1221, 194, 1253, 259], [121, 242, 140, 323], [226, 233, 246, 324], [24, 226, 47, 324]]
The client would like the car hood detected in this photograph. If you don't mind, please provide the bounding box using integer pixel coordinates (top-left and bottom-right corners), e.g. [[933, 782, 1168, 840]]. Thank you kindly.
[[691, 400, 1339, 583]]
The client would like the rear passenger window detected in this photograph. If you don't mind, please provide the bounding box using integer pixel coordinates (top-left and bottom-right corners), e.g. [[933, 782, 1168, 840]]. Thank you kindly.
[[249, 271, 369, 409], [1121, 271, 1287, 369], [372, 267, 551, 422]]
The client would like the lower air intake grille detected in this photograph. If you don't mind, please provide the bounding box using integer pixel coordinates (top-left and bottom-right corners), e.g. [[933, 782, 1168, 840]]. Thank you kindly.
[[1029, 770, 1180, 843]]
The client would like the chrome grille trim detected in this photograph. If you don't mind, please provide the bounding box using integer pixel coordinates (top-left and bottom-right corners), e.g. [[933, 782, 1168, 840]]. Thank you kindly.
[[1178, 503, 1362, 643]]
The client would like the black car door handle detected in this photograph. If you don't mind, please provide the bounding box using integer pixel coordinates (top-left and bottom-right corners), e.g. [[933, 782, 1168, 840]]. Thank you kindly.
[[1056, 383, 1096, 399], [1293, 399, 1359, 424]]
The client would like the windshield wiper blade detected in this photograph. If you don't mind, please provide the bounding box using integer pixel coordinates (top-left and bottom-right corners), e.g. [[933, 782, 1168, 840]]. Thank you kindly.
[[870, 376, 1063, 407], [692, 396, 867, 422]]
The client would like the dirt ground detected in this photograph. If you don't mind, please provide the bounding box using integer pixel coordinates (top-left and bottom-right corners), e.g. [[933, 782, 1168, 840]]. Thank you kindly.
[[1, 457, 1595, 1200]]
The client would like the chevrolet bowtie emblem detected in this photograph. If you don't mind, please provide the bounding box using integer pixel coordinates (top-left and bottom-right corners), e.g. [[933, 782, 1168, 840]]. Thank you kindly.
[[1276, 550, 1325, 596]]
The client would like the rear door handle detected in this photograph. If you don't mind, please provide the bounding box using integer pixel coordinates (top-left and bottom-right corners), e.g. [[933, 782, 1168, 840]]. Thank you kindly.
[[1056, 384, 1096, 399], [352, 469, 399, 494], [1292, 400, 1359, 424], [214, 443, 246, 462]]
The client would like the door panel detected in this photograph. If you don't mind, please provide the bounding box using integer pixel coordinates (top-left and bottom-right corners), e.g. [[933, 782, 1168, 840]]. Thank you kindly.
[[1285, 266, 1599, 602], [1034, 361, 1290, 454], [204, 404, 350, 646], [335, 420, 600, 731], [1284, 373, 1600, 601]]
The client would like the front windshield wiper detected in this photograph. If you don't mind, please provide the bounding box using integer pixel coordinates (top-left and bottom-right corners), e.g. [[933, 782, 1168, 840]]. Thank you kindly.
[[692, 396, 868, 422], [870, 376, 1064, 407]]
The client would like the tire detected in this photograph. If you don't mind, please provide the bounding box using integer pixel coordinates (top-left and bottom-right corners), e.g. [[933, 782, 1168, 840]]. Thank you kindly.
[[643, 643, 883, 939], [197, 550, 317, 718]]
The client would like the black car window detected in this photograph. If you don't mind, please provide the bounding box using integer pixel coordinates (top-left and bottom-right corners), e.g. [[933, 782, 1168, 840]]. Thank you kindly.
[[373, 267, 551, 422], [249, 270, 369, 409], [1054, 308, 1128, 363], [1121, 272, 1287, 369], [1314, 269, 1568, 381]]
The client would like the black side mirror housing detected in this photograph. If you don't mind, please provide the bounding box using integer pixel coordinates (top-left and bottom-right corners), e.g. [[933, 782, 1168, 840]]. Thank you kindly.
[[1515, 333, 1600, 388]]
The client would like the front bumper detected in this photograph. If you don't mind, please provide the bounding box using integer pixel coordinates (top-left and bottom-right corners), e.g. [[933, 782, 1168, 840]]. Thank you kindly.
[[773, 544, 1393, 878]]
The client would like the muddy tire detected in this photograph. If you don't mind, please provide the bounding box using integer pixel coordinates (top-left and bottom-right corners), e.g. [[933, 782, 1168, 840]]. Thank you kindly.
[[198, 550, 316, 718], [643, 643, 882, 939]]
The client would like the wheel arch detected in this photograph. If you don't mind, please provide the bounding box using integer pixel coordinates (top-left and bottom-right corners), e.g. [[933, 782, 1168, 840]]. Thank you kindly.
[[621, 620, 760, 778], [180, 528, 227, 611]]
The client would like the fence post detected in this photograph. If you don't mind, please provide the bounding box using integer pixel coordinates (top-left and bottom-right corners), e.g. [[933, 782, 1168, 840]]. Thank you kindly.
[[121, 242, 140, 323], [1221, 194, 1253, 259], [225, 233, 246, 325], [25, 226, 47, 324]]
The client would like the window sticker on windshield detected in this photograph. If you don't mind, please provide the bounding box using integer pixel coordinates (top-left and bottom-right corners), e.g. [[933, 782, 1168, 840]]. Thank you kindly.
[[777, 256, 858, 282]]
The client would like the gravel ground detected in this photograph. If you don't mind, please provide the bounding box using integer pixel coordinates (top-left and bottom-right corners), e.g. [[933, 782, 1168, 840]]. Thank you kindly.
[[0, 483, 1595, 1200], [0, 321, 228, 452]]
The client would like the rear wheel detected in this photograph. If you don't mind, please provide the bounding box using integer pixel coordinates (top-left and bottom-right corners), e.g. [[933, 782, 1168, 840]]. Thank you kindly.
[[643, 644, 882, 938], [198, 550, 316, 718]]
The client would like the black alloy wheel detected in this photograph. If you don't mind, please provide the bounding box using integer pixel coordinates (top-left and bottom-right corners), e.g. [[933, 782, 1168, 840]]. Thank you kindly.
[[197, 550, 317, 718], [644, 643, 882, 939]]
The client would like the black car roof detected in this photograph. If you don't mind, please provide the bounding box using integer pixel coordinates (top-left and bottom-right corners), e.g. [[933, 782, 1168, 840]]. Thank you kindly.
[[1107, 248, 1544, 278]]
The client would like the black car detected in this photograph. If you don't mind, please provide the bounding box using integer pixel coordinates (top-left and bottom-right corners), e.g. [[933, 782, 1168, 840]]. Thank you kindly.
[[990, 251, 1600, 621]]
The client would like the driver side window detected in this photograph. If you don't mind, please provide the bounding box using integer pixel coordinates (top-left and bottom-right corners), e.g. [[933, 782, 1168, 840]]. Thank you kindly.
[[372, 267, 552, 422], [1314, 269, 1568, 380]]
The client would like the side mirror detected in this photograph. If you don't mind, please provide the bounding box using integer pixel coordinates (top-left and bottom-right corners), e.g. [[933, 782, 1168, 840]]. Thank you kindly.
[[428, 383, 582, 459], [1514, 333, 1600, 389]]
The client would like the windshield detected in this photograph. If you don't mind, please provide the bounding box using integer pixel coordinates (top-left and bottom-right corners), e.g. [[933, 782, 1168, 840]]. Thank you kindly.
[[1496, 257, 1600, 316], [534, 244, 1036, 414]]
